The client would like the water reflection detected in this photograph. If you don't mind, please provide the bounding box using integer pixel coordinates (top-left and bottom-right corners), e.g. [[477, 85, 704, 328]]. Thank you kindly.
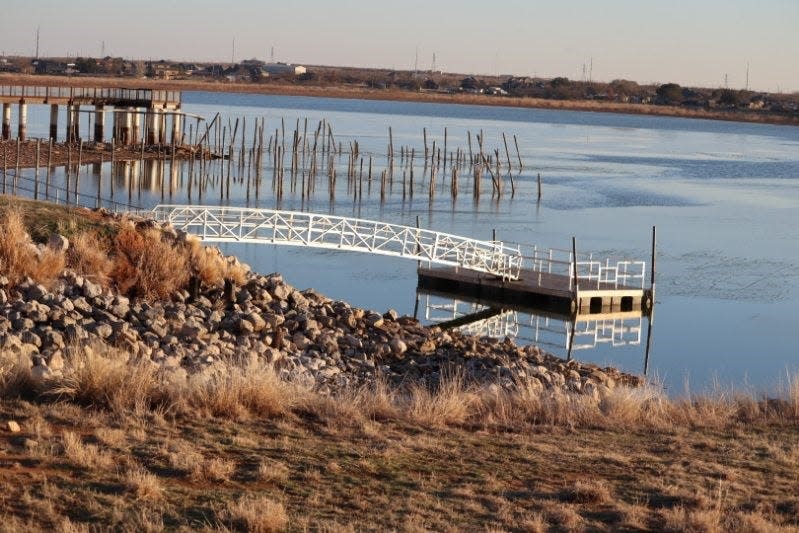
[[416, 288, 653, 375]]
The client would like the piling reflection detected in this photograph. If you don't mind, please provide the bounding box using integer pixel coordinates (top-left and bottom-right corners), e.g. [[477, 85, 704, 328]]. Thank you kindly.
[[415, 288, 654, 375]]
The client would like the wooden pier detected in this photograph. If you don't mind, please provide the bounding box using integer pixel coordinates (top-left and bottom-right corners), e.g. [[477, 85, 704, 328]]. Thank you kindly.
[[1, 84, 182, 144]]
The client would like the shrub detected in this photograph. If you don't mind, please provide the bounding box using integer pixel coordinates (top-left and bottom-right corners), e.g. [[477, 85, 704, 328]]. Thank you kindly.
[[0, 209, 64, 287], [68, 232, 113, 286], [111, 226, 189, 300]]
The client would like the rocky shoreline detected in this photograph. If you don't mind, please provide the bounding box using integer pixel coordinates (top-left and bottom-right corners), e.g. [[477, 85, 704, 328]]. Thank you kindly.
[[0, 219, 643, 397]]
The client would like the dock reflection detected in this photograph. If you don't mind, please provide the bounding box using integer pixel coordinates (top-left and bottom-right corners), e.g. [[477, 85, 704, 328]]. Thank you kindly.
[[415, 287, 654, 375]]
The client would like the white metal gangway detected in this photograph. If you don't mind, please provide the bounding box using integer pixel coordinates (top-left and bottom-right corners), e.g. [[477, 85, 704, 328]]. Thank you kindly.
[[144, 205, 524, 279]]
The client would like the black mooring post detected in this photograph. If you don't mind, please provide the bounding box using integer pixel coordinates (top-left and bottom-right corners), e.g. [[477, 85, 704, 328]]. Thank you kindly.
[[572, 236, 579, 295], [650, 225, 657, 305], [644, 310, 654, 376]]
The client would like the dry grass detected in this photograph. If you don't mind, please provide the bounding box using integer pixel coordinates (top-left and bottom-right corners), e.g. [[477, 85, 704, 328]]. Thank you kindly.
[[559, 479, 613, 504], [8, 341, 799, 433], [191, 457, 236, 483], [112, 226, 189, 300], [61, 430, 116, 470], [0, 359, 797, 530], [0, 200, 250, 299], [221, 495, 288, 533], [258, 460, 291, 484], [42, 345, 171, 414], [0, 352, 37, 397], [184, 362, 300, 420], [123, 467, 164, 500], [188, 237, 247, 287], [401, 371, 477, 427], [68, 232, 114, 286], [0, 209, 64, 287]]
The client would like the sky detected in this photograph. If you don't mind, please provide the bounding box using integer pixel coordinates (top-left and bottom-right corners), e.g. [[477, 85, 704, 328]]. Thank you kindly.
[[1, 0, 797, 92]]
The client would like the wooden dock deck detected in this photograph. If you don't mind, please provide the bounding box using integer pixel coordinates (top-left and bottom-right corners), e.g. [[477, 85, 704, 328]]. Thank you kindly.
[[0, 85, 181, 108], [418, 266, 653, 316]]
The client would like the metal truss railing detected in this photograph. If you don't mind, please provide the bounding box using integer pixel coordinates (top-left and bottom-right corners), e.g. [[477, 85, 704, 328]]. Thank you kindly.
[[519, 245, 646, 291], [145, 205, 524, 280]]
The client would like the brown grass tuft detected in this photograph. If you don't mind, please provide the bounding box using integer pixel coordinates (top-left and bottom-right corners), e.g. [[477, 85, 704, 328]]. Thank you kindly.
[[258, 460, 291, 484], [0, 209, 36, 285], [31, 247, 65, 285], [0, 209, 64, 287], [61, 431, 116, 470], [401, 371, 477, 427], [221, 495, 288, 533], [68, 232, 114, 286], [111, 226, 188, 300], [559, 479, 613, 504], [191, 457, 236, 483], [123, 467, 164, 500], [184, 362, 298, 420], [0, 352, 36, 397], [541, 501, 583, 530], [42, 345, 172, 414], [661, 505, 723, 533]]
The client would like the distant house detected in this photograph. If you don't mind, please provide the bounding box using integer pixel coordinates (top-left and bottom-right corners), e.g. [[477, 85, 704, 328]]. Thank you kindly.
[[0, 59, 19, 73], [262, 62, 307, 76], [748, 95, 767, 110], [151, 63, 178, 79], [486, 86, 508, 96], [33, 60, 67, 75]]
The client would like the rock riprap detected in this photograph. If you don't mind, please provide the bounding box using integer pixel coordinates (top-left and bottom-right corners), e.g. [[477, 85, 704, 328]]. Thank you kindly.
[[0, 246, 642, 396]]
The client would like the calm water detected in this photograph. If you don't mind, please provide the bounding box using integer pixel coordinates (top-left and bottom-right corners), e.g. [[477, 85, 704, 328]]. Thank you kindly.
[[12, 92, 799, 393]]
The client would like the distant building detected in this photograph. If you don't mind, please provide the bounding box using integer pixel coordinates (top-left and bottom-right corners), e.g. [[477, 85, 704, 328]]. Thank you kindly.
[[262, 62, 306, 76], [33, 60, 66, 75], [486, 87, 508, 96]]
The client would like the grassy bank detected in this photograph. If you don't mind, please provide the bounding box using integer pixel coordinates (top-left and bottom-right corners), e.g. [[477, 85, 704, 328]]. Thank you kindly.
[[1, 346, 798, 531], [3, 73, 797, 128]]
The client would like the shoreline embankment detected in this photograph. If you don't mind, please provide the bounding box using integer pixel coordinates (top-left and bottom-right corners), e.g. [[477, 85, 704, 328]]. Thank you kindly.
[[3, 73, 798, 127]]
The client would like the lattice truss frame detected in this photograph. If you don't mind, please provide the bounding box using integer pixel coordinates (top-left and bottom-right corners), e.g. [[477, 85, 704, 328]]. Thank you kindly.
[[149, 205, 523, 280]]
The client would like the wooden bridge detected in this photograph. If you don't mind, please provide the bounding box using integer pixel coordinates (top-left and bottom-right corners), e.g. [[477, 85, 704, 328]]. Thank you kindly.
[[143, 204, 654, 312]]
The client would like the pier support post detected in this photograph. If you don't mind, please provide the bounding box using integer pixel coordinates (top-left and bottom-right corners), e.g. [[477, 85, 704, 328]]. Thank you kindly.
[[1, 104, 10, 140], [146, 109, 157, 145], [171, 111, 182, 145], [49, 104, 59, 141], [67, 104, 80, 142], [158, 109, 166, 145], [112, 107, 120, 143], [120, 109, 131, 145], [94, 105, 105, 143], [66, 104, 73, 142], [131, 109, 141, 145], [18, 102, 27, 141]]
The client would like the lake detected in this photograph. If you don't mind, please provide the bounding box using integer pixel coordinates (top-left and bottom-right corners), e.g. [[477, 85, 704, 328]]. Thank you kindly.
[[13, 91, 799, 393]]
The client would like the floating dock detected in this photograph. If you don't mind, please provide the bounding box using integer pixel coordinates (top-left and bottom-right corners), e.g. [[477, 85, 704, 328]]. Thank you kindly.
[[418, 250, 653, 317]]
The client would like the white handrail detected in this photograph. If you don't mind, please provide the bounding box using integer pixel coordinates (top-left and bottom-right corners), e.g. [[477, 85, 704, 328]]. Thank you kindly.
[[146, 204, 524, 280]]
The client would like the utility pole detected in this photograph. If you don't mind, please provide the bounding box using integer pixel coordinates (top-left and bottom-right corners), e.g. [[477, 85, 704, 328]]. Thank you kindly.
[[35, 26, 40, 59], [231, 37, 235, 64], [745, 63, 750, 91]]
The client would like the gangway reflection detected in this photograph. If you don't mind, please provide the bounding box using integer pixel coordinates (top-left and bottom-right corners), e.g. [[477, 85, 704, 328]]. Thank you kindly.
[[415, 288, 654, 375]]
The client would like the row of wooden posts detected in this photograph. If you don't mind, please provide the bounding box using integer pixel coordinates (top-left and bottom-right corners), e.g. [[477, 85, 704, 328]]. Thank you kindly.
[[191, 115, 542, 204], [1, 116, 545, 209]]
